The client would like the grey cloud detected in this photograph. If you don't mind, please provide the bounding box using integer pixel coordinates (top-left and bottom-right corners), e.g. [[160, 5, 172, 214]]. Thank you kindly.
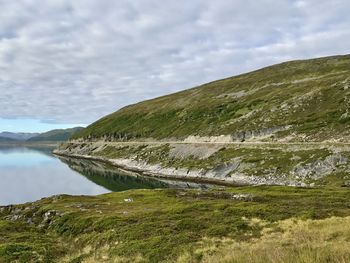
[[0, 0, 349, 124]]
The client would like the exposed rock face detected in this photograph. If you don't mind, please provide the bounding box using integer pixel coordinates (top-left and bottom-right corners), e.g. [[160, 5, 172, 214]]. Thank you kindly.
[[231, 126, 292, 142], [0, 203, 64, 228], [55, 140, 350, 187], [291, 154, 348, 180], [184, 135, 233, 143], [204, 160, 241, 179], [184, 126, 291, 143], [169, 144, 223, 159]]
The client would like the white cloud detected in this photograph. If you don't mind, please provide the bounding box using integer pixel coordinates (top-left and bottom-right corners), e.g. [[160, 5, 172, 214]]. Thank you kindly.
[[0, 0, 349, 124]]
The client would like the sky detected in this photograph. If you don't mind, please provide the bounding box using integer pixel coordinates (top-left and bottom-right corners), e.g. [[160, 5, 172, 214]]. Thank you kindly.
[[0, 0, 349, 132]]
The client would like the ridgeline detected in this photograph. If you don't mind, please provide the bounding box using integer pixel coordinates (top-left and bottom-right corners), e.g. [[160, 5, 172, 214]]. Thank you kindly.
[[74, 54, 350, 142]]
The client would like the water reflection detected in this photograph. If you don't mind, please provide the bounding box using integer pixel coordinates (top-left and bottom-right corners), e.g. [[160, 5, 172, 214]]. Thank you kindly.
[[0, 145, 213, 206], [58, 157, 212, 191], [0, 146, 55, 167], [0, 146, 108, 205]]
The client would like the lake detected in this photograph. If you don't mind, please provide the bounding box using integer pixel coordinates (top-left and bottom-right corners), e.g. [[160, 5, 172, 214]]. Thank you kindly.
[[0, 145, 211, 205]]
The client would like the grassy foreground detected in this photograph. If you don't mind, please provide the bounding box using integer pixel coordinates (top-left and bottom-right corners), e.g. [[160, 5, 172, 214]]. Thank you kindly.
[[1, 186, 350, 262]]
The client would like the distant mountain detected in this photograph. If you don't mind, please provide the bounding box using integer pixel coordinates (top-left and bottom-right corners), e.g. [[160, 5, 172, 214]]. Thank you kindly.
[[0, 136, 17, 142], [28, 127, 84, 142], [0, 132, 39, 141]]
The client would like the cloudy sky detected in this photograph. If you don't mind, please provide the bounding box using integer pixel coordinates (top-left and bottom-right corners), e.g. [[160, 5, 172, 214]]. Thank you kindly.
[[0, 0, 349, 132]]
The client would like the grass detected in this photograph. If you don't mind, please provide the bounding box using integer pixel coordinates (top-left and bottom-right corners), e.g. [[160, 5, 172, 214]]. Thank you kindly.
[[0, 220, 68, 262], [1, 186, 350, 262], [196, 216, 350, 263]]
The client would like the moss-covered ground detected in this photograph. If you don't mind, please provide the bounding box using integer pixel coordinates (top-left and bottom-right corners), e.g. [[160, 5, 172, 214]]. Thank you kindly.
[[1, 186, 350, 262]]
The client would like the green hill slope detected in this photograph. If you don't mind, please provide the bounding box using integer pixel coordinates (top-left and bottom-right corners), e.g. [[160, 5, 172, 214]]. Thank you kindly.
[[28, 127, 84, 142], [74, 55, 350, 142]]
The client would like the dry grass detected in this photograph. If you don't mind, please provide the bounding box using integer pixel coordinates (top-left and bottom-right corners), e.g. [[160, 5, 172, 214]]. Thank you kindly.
[[183, 216, 350, 263], [60, 246, 144, 263]]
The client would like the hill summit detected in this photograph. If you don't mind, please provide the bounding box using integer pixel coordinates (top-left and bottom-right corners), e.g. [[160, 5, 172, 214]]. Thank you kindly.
[[28, 127, 83, 142]]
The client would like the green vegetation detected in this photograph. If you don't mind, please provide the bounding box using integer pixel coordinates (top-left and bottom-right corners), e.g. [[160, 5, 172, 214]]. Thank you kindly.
[[1, 186, 350, 262], [28, 127, 84, 142], [74, 55, 350, 141]]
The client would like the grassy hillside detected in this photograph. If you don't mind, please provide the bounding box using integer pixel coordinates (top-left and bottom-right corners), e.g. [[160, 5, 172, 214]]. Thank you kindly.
[[28, 127, 84, 142], [74, 54, 350, 142]]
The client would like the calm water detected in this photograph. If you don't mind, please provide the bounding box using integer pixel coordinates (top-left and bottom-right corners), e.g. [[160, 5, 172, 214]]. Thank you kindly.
[[0, 146, 211, 205]]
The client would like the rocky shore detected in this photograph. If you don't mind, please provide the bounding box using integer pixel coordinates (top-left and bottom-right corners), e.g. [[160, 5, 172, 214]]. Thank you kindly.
[[54, 140, 350, 187]]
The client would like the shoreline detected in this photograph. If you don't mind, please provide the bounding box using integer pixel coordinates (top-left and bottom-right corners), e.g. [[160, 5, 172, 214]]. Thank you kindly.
[[54, 140, 342, 188], [0, 141, 60, 147], [53, 151, 251, 187]]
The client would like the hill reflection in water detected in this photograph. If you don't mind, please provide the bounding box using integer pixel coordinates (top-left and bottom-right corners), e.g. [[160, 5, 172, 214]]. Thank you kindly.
[[58, 156, 214, 192]]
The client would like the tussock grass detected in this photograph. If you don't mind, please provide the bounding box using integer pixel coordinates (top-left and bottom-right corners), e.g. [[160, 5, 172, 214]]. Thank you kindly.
[[2, 186, 350, 262], [191, 216, 350, 263]]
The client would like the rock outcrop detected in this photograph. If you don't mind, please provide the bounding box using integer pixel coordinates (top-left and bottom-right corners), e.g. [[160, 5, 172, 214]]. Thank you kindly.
[[54, 140, 350, 187]]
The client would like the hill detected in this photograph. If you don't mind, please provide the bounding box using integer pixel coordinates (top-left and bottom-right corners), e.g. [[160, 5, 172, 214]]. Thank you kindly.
[[56, 54, 350, 188], [0, 136, 17, 142], [74, 54, 350, 142], [0, 132, 39, 141], [28, 127, 84, 142]]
